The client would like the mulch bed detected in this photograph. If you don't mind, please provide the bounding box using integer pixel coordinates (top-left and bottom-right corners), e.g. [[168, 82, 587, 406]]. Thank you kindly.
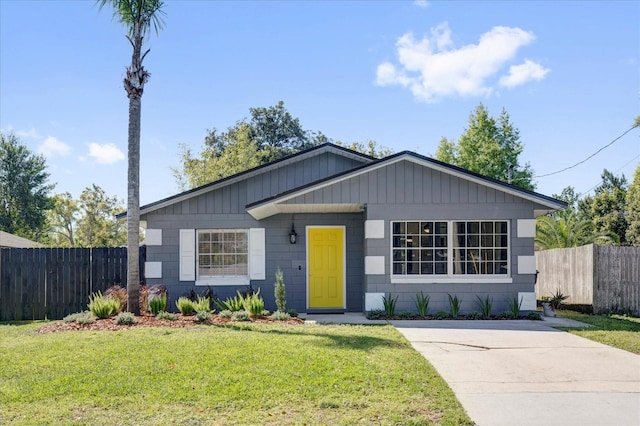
[[36, 314, 305, 334]]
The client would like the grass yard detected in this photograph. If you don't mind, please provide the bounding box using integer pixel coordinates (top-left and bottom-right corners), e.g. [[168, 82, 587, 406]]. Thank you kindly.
[[556, 310, 640, 354], [0, 321, 472, 425]]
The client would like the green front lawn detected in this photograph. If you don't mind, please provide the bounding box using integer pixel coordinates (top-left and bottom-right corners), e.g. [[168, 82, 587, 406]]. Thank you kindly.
[[556, 310, 640, 354], [0, 322, 472, 425]]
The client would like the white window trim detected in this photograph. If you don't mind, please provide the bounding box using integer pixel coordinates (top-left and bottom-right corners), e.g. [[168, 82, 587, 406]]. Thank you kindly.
[[389, 219, 511, 283], [196, 229, 250, 284]]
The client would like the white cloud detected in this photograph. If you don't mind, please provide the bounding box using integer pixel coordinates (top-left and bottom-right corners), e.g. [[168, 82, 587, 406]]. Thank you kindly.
[[376, 23, 549, 102], [87, 143, 125, 164], [38, 136, 71, 157], [499, 59, 550, 87], [16, 128, 42, 139], [414, 0, 430, 8]]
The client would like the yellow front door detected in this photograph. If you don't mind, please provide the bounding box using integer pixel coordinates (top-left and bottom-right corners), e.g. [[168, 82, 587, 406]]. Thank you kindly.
[[307, 227, 345, 309]]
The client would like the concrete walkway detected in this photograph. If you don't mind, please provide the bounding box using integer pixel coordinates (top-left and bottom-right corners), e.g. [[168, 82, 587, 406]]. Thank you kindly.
[[302, 314, 640, 426]]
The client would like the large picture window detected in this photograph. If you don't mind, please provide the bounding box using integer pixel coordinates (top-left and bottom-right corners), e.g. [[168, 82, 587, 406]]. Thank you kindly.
[[197, 230, 248, 278], [392, 220, 509, 278]]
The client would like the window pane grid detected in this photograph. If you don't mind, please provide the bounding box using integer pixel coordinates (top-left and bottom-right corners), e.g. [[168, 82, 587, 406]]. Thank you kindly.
[[392, 220, 509, 277], [198, 230, 248, 278]]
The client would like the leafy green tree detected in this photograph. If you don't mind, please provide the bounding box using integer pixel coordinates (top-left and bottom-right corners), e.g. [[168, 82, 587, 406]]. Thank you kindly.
[[76, 185, 127, 247], [335, 140, 393, 159], [552, 186, 581, 221], [535, 215, 615, 250], [0, 132, 54, 240], [46, 192, 79, 247], [579, 170, 628, 245], [625, 164, 640, 246], [98, 0, 165, 314], [435, 104, 535, 190]]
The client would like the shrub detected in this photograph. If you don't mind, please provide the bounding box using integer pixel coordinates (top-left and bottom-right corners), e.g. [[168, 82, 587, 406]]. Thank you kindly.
[[156, 311, 177, 321], [240, 289, 264, 316], [550, 289, 569, 310], [507, 295, 523, 318], [231, 310, 251, 322], [218, 309, 233, 319], [88, 291, 120, 319], [115, 312, 136, 325], [195, 310, 211, 323], [193, 296, 211, 313], [399, 310, 414, 319], [414, 291, 431, 316], [261, 310, 271, 316], [468, 311, 483, 320], [214, 295, 244, 312], [287, 309, 298, 318], [274, 267, 287, 313], [104, 285, 127, 312], [527, 311, 542, 320], [447, 294, 462, 318], [148, 293, 167, 316], [475, 295, 493, 319], [63, 311, 94, 324], [176, 297, 196, 315], [270, 311, 291, 321], [382, 294, 398, 316], [435, 310, 449, 320], [366, 309, 385, 320]]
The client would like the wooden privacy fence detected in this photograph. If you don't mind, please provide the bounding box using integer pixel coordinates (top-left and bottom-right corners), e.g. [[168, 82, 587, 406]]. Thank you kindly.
[[536, 244, 640, 315], [0, 246, 146, 321]]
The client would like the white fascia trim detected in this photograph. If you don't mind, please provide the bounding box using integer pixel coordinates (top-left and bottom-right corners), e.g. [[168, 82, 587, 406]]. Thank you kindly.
[[390, 276, 513, 284], [196, 277, 250, 286]]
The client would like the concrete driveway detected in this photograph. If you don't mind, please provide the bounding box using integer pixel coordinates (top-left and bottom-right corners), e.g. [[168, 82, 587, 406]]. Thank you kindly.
[[391, 319, 640, 426]]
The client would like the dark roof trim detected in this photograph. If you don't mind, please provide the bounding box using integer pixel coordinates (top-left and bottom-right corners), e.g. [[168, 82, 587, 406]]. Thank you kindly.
[[117, 143, 375, 219], [246, 150, 568, 211]]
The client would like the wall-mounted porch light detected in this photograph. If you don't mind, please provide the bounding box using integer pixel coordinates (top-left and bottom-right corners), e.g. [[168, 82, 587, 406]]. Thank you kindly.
[[289, 223, 298, 244]]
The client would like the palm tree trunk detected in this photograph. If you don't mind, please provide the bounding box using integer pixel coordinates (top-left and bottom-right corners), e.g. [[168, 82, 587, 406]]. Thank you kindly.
[[127, 94, 141, 315]]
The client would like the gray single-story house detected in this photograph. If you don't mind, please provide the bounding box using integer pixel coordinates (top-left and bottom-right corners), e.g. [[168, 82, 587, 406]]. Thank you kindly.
[[135, 143, 566, 314]]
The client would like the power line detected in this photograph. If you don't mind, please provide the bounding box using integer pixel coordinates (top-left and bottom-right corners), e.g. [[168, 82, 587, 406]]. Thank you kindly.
[[579, 152, 640, 197], [535, 124, 639, 178]]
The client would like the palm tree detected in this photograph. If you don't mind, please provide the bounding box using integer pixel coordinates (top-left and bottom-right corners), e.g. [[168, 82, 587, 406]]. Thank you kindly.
[[98, 0, 165, 314], [535, 216, 616, 250]]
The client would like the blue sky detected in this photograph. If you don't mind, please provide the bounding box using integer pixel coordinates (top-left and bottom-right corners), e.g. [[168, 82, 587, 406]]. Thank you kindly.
[[1, 0, 638, 206]]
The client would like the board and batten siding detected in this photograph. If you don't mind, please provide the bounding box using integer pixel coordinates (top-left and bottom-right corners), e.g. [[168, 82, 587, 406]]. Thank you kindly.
[[284, 159, 542, 313]]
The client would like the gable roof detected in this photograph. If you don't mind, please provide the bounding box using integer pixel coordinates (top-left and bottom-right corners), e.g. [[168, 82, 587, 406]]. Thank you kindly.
[[0, 231, 40, 248], [246, 150, 567, 220], [123, 143, 375, 219]]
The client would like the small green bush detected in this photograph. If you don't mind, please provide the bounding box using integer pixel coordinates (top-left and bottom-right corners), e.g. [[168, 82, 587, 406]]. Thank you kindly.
[[468, 311, 483, 320], [195, 310, 211, 323], [435, 310, 449, 320], [366, 309, 385, 320], [88, 291, 120, 319], [398, 310, 413, 319], [507, 295, 523, 318], [475, 295, 493, 319], [447, 294, 462, 318], [261, 310, 271, 316], [527, 311, 542, 320], [287, 309, 298, 318], [114, 312, 136, 325], [499, 311, 515, 319], [214, 295, 244, 312], [274, 268, 286, 313], [148, 293, 167, 315], [63, 311, 95, 324], [218, 309, 233, 319], [383, 294, 398, 316], [240, 289, 264, 316], [270, 311, 291, 321], [104, 285, 127, 313], [176, 297, 196, 315], [231, 310, 250, 322], [193, 296, 211, 313], [156, 311, 177, 321], [414, 291, 430, 316]]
